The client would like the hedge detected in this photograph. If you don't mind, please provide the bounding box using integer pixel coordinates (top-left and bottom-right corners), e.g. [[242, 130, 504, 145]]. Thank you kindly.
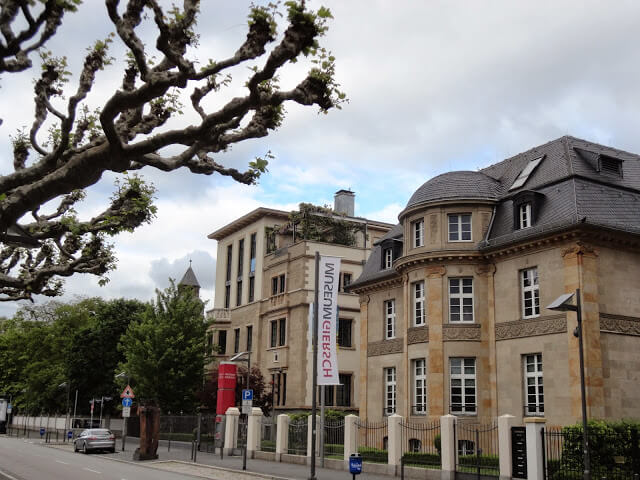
[[402, 451, 441, 469]]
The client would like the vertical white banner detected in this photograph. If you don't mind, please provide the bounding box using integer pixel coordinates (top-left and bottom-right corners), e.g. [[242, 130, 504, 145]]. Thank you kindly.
[[317, 255, 341, 385]]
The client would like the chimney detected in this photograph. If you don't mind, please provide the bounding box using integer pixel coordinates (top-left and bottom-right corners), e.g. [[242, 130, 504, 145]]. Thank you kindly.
[[334, 189, 355, 216]]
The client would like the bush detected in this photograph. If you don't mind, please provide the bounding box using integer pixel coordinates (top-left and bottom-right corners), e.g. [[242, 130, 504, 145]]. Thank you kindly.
[[458, 454, 499, 467], [288, 412, 310, 423], [402, 451, 441, 469], [325, 409, 347, 420], [358, 446, 388, 463]]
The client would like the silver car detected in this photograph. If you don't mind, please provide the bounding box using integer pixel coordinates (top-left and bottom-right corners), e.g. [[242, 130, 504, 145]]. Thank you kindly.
[[73, 429, 116, 453]]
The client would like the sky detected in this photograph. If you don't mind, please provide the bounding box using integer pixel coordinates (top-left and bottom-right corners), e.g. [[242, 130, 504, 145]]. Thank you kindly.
[[2, 0, 640, 316]]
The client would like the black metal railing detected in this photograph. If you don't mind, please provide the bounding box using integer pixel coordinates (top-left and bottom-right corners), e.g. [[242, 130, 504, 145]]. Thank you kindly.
[[356, 418, 388, 463], [523, 404, 545, 418], [400, 419, 441, 471], [454, 421, 500, 478], [260, 416, 276, 452], [322, 418, 345, 459], [287, 418, 308, 456]]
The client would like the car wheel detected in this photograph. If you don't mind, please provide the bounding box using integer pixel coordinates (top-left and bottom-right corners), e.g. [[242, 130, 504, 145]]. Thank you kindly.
[[73, 441, 78, 453], [82, 442, 88, 454]]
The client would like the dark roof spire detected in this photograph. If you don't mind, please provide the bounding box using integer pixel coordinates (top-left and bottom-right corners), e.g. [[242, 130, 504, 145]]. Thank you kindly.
[[179, 264, 200, 288]]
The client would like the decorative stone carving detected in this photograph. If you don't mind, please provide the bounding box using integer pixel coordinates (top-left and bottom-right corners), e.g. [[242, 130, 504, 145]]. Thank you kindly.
[[600, 313, 640, 336], [561, 241, 598, 258], [443, 324, 481, 341], [368, 338, 404, 357], [495, 314, 566, 341], [475, 264, 496, 276], [426, 265, 446, 278], [408, 326, 429, 344]]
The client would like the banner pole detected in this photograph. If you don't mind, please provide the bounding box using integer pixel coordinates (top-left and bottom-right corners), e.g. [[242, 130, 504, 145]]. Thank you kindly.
[[310, 251, 319, 480]]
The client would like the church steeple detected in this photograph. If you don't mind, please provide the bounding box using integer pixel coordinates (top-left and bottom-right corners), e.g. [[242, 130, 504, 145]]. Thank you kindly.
[[178, 260, 201, 298]]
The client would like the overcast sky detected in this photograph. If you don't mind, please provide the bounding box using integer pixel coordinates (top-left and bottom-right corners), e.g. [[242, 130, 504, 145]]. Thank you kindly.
[[2, 0, 640, 316]]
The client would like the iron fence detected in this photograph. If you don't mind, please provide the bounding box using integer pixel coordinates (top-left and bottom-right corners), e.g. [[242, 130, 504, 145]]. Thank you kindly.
[[356, 418, 388, 463], [260, 416, 277, 452], [543, 426, 640, 480], [288, 418, 308, 456], [454, 421, 500, 478], [323, 418, 345, 459], [400, 419, 441, 470]]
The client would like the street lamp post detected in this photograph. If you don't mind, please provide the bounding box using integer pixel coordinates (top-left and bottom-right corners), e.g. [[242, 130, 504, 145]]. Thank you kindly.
[[547, 289, 591, 480], [230, 351, 251, 471], [115, 372, 129, 451], [58, 382, 71, 434]]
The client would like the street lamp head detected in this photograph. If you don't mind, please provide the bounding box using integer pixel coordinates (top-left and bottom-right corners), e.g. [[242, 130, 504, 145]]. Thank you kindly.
[[230, 352, 249, 362], [115, 371, 127, 378], [58, 382, 67, 388], [546, 292, 576, 312]]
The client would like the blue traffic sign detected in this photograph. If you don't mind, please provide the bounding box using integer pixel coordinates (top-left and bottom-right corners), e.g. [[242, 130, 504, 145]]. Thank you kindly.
[[39, 428, 45, 436], [242, 389, 253, 401], [67, 430, 73, 439], [122, 397, 132, 407]]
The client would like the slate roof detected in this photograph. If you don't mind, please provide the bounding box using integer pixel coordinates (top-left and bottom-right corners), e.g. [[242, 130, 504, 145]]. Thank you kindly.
[[350, 136, 640, 289], [179, 266, 201, 288]]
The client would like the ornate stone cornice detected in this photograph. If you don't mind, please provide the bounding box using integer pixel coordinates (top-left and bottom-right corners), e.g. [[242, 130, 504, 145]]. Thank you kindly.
[[367, 338, 404, 357], [475, 264, 496, 276], [562, 241, 598, 258], [443, 324, 481, 341], [600, 313, 640, 336], [495, 314, 566, 341], [350, 275, 403, 295], [426, 265, 446, 278], [395, 251, 484, 274], [408, 326, 429, 344]]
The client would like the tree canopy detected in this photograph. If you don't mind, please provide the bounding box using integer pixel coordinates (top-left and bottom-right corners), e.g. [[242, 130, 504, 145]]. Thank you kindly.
[[0, 0, 344, 301]]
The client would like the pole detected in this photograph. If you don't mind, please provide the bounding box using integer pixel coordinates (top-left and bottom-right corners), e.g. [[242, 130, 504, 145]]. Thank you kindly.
[[575, 289, 591, 480], [65, 384, 70, 433], [121, 416, 127, 451], [310, 251, 320, 480], [320, 386, 325, 468], [99, 396, 104, 428], [72, 389, 78, 431], [90, 398, 94, 427], [242, 352, 251, 471]]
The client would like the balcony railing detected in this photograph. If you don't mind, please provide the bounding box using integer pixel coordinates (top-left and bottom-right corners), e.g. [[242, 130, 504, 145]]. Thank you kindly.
[[206, 308, 230, 322]]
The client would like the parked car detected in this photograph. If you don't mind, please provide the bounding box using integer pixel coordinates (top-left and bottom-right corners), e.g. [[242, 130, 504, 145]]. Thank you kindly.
[[73, 429, 115, 454]]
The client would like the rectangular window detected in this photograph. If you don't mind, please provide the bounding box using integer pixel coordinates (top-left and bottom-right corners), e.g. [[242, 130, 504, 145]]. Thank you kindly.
[[225, 244, 233, 308], [246, 325, 253, 352], [524, 354, 544, 416], [384, 299, 396, 339], [279, 274, 286, 293], [383, 248, 393, 269], [449, 278, 474, 322], [233, 328, 240, 354], [224, 285, 231, 309], [337, 373, 352, 407], [237, 239, 244, 276], [218, 330, 227, 355], [384, 367, 397, 415], [510, 156, 543, 191], [338, 318, 352, 347], [450, 358, 476, 414], [413, 358, 427, 415], [225, 245, 233, 282], [236, 280, 242, 306], [339, 272, 353, 293], [519, 203, 532, 229], [322, 385, 335, 406], [248, 276, 255, 303], [272, 371, 287, 406], [270, 321, 277, 348], [521, 268, 540, 318], [448, 214, 472, 242], [249, 233, 257, 273], [278, 318, 286, 346], [282, 372, 287, 405], [206, 331, 213, 356], [413, 281, 425, 326], [413, 219, 424, 248], [271, 276, 278, 296]]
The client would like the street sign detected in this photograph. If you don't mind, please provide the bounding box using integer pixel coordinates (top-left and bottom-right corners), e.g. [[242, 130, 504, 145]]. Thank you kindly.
[[67, 430, 73, 439], [241, 403, 251, 414], [122, 397, 132, 407], [6, 404, 11, 414], [122, 406, 131, 418], [39, 428, 45, 436], [242, 389, 253, 401], [120, 385, 135, 399]]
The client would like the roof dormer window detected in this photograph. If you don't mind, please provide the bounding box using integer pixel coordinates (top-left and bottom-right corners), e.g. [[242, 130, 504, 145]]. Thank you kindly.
[[512, 191, 544, 231], [383, 248, 393, 270], [519, 203, 532, 229], [509, 156, 544, 191], [598, 155, 622, 177]]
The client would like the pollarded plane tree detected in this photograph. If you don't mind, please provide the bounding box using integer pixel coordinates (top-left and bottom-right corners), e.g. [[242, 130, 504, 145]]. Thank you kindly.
[[0, 0, 344, 301]]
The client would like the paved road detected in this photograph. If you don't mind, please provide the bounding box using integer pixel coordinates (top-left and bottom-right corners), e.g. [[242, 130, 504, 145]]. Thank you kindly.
[[0, 436, 201, 480]]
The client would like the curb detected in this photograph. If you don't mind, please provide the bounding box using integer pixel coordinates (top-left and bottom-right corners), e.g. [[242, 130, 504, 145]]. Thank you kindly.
[[148, 460, 296, 480]]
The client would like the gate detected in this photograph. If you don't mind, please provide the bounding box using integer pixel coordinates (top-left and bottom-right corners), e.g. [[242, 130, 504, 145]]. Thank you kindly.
[[356, 419, 388, 463], [323, 418, 345, 459], [400, 419, 441, 471], [288, 418, 308, 456], [454, 421, 500, 480], [237, 417, 247, 455], [259, 416, 276, 452], [511, 426, 527, 479]]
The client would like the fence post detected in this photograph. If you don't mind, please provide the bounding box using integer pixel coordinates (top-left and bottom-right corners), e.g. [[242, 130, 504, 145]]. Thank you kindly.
[[275, 414, 289, 462], [344, 414, 359, 465], [525, 417, 545, 480], [440, 414, 456, 480], [388, 414, 403, 475], [247, 407, 262, 456], [498, 414, 515, 480], [224, 407, 240, 456], [307, 414, 320, 460]]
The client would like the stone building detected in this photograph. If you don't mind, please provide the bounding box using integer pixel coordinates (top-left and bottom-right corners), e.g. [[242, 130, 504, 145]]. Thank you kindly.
[[349, 136, 640, 426], [206, 191, 392, 413]]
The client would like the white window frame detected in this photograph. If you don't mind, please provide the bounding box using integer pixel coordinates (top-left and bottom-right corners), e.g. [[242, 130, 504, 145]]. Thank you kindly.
[[384, 367, 397, 415], [412, 358, 427, 415], [448, 214, 472, 242], [413, 281, 425, 326], [413, 219, 424, 248], [383, 248, 393, 270], [450, 358, 476, 415], [521, 268, 540, 319], [524, 353, 544, 416], [449, 278, 474, 323], [384, 299, 396, 339], [519, 203, 532, 229]]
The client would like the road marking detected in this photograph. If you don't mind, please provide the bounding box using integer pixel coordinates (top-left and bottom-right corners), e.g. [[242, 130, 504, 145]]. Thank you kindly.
[[55, 460, 69, 465], [83, 467, 102, 474], [0, 468, 20, 480]]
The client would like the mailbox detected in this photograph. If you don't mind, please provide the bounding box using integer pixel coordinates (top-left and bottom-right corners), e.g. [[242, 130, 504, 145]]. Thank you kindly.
[[349, 453, 363, 475]]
